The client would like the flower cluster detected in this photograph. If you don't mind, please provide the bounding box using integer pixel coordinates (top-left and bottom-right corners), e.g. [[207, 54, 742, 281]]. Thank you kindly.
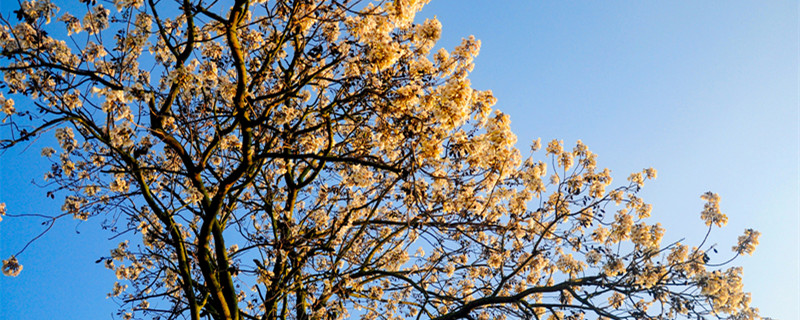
[[701, 191, 728, 227], [0, 93, 14, 117], [2, 255, 22, 277], [733, 228, 760, 256]]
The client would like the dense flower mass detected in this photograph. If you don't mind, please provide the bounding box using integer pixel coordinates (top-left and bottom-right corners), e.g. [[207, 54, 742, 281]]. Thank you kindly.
[[701, 192, 728, 227], [0, 1, 760, 320], [734, 228, 761, 256]]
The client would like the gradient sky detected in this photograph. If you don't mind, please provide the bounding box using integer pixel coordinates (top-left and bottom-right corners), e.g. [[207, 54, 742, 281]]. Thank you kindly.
[[1, 1, 798, 319]]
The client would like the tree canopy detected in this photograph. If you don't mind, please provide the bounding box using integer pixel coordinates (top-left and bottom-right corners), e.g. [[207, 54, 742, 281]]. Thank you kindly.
[[0, 1, 761, 320]]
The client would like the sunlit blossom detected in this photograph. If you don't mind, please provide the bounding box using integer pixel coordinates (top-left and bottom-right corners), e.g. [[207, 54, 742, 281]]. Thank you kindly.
[[2, 255, 22, 277]]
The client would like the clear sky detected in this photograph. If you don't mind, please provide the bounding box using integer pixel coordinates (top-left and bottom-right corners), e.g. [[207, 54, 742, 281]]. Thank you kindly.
[[1, 1, 798, 319]]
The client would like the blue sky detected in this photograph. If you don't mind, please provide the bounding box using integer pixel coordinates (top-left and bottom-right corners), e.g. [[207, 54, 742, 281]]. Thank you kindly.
[[1, 1, 798, 319]]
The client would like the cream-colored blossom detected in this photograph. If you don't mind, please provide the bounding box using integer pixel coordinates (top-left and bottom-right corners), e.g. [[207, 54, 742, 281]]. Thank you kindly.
[[83, 5, 110, 35], [530, 138, 542, 152], [109, 175, 130, 193], [573, 140, 588, 157], [733, 229, 760, 255], [592, 226, 609, 243], [667, 243, 688, 264], [644, 167, 657, 179], [558, 151, 573, 170], [108, 281, 127, 297], [609, 212, 633, 243], [627, 172, 644, 187], [700, 192, 728, 227], [585, 250, 602, 265], [603, 258, 625, 277], [608, 292, 625, 309], [2, 255, 22, 277], [19, 0, 59, 24], [609, 189, 623, 205], [546, 139, 563, 155], [58, 13, 83, 35], [114, 0, 144, 11], [55, 127, 76, 152], [556, 253, 585, 276], [41, 147, 56, 157], [0, 96, 14, 116]]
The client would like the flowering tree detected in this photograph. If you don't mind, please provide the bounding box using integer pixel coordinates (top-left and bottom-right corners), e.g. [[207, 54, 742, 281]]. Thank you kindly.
[[0, 1, 761, 320]]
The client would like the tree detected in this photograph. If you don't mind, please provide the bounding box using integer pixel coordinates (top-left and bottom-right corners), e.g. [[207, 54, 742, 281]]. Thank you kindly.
[[0, 1, 762, 320]]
